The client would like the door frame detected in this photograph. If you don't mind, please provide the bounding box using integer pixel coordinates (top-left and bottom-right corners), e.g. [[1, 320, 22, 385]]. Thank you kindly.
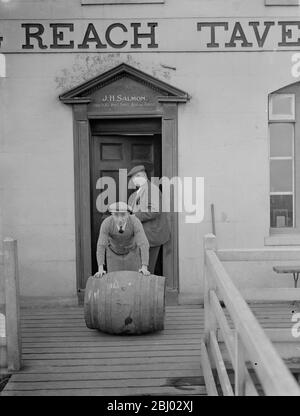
[[59, 63, 189, 298], [72, 108, 179, 295]]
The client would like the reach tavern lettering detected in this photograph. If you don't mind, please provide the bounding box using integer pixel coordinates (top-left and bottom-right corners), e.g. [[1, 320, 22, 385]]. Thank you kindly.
[[197, 21, 300, 48], [1, 18, 300, 52]]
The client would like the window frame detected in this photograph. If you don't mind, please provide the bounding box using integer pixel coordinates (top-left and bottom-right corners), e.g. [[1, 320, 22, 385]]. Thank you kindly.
[[268, 93, 295, 121], [269, 121, 295, 229], [268, 90, 300, 234]]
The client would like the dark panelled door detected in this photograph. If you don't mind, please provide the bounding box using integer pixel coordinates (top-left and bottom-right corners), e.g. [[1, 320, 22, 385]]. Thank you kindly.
[[90, 132, 162, 276]]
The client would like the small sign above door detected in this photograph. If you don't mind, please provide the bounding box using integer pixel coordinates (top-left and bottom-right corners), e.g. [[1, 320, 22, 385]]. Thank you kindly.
[[90, 76, 162, 113], [94, 77, 161, 112], [101, 94, 147, 104]]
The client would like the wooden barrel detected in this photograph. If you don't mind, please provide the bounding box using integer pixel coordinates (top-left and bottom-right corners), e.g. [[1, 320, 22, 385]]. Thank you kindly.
[[84, 271, 166, 334]]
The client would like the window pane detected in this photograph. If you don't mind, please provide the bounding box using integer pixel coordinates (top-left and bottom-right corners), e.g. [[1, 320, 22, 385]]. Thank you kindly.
[[270, 195, 293, 228], [270, 94, 294, 119], [270, 160, 293, 192], [271, 94, 294, 115], [270, 123, 293, 157]]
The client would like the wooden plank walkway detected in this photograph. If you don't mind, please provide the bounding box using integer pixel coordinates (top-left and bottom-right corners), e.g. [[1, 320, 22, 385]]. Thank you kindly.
[[2, 303, 300, 396], [2, 306, 206, 396]]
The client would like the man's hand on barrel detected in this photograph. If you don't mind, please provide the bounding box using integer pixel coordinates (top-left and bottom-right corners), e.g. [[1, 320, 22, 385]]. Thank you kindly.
[[94, 265, 106, 278], [139, 265, 151, 276]]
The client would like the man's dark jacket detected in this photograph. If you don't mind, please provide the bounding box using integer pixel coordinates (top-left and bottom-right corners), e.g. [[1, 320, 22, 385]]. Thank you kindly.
[[128, 180, 170, 247]]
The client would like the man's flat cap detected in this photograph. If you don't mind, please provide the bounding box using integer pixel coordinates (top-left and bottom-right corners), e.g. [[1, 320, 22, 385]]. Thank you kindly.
[[127, 165, 145, 177], [109, 202, 133, 213]]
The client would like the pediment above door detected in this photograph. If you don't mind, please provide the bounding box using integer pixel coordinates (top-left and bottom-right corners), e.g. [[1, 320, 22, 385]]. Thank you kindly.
[[59, 63, 189, 113]]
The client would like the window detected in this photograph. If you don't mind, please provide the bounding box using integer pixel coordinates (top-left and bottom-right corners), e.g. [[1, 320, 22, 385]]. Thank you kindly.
[[81, 0, 164, 4], [269, 94, 295, 120], [269, 93, 295, 229], [265, 0, 300, 5]]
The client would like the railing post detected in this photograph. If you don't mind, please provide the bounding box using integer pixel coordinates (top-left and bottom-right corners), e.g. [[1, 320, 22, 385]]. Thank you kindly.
[[3, 238, 21, 371], [234, 331, 246, 396], [203, 234, 218, 344]]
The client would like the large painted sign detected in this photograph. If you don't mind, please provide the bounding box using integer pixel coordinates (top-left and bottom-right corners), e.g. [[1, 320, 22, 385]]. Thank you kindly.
[[1, 18, 300, 52]]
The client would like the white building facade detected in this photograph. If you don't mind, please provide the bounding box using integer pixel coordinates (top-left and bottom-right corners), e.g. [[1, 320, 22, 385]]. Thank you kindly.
[[1, 0, 300, 305]]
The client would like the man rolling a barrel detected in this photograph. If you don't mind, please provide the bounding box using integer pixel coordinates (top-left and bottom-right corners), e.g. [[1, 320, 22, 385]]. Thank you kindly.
[[95, 202, 150, 278]]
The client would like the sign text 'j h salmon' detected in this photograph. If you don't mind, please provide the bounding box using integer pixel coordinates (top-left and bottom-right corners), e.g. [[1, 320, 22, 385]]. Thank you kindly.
[[2, 18, 300, 52]]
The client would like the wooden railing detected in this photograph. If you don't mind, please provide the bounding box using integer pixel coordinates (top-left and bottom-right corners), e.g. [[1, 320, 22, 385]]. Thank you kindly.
[[218, 245, 300, 344], [201, 233, 300, 396], [0, 238, 21, 372]]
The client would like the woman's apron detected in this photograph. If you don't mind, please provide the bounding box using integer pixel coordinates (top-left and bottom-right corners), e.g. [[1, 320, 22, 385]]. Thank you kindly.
[[106, 245, 142, 272]]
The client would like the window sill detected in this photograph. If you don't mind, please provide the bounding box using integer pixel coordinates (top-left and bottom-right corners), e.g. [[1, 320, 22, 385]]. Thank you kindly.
[[265, 234, 300, 246], [81, 0, 164, 4], [265, 0, 299, 5]]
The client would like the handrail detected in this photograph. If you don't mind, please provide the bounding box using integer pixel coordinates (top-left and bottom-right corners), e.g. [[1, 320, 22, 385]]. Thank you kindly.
[[217, 247, 300, 262], [202, 233, 300, 396]]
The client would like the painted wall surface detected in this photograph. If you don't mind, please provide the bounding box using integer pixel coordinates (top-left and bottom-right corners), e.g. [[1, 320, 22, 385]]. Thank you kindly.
[[1, 0, 300, 302], [0, 53, 77, 299], [176, 50, 299, 300], [1, 0, 300, 18]]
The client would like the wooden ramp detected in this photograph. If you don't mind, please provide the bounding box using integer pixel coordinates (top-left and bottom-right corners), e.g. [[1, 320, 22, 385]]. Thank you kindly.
[[249, 302, 300, 371], [2, 306, 206, 396]]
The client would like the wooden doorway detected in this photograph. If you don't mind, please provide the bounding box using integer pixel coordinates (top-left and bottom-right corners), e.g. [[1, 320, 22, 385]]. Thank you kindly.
[[90, 118, 162, 277], [59, 63, 189, 302]]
